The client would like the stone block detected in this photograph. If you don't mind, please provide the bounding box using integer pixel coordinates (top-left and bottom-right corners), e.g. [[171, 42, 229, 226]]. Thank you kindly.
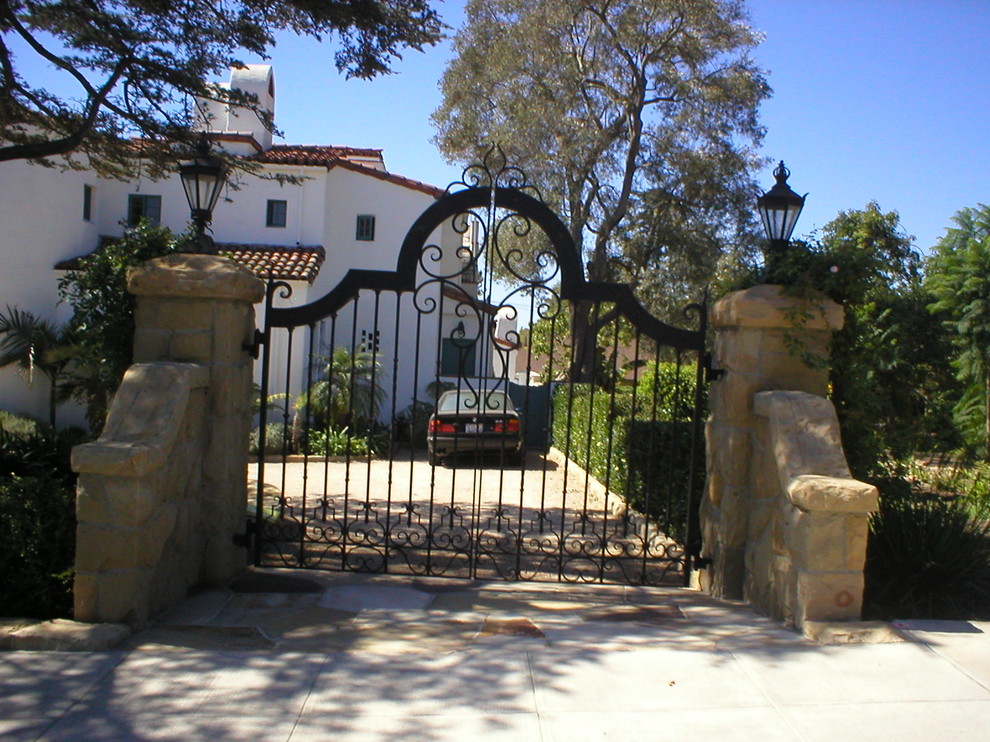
[[787, 509, 870, 572], [128, 254, 265, 303], [712, 284, 843, 331], [169, 330, 213, 362], [210, 365, 253, 417], [754, 391, 854, 490], [72, 363, 208, 478], [711, 375, 759, 425], [788, 475, 879, 513], [718, 485, 751, 547], [762, 347, 829, 395], [75, 523, 140, 572], [158, 298, 216, 332], [4, 619, 130, 650], [72, 571, 99, 623], [132, 328, 171, 363], [710, 546, 745, 600], [74, 567, 153, 625], [794, 570, 864, 626], [77, 476, 160, 527], [716, 331, 761, 373], [141, 503, 179, 568]]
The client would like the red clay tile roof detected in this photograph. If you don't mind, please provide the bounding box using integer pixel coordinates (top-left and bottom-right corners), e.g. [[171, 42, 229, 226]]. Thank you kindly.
[[219, 244, 325, 283], [332, 159, 445, 198], [249, 145, 383, 167], [56, 241, 325, 283], [248, 145, 445, 197]]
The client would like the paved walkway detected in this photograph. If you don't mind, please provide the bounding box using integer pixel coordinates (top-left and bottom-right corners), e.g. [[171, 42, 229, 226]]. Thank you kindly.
[[3, 569, 990, 741]]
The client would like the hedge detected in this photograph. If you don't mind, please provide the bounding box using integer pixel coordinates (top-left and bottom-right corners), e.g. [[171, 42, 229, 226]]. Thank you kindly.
[[551, 362, 705, 545]]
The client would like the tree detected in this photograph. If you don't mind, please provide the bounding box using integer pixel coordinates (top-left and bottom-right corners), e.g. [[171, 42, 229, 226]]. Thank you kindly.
[[926, 204, 990, 461], [766, 203, 955, 476], [0, 307, 75, 428], [57, 220, 181, 430], [0, 0, 441, 176], [433, 0, 768, 377]]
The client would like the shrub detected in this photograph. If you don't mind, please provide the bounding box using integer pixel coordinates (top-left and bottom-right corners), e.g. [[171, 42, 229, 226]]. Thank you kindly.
[[303, 427, 388, 457], [0, 427, 84, 618], [865, 479, 990, 619], [551, 362, 705, 544]]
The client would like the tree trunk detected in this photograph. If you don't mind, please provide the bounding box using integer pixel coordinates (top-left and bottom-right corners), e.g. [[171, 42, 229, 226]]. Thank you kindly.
[[569, 301, 596, 383]]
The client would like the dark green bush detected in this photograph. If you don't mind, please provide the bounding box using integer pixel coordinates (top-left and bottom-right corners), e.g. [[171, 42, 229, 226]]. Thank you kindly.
[[0, 427, 84, 618], [865, 480, 990, 619], [551, 363, 705, 544]]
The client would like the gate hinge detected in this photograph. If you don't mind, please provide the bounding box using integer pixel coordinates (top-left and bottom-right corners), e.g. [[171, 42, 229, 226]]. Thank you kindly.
[[703, 353, 725, 383], [243, 329, 265, 359]]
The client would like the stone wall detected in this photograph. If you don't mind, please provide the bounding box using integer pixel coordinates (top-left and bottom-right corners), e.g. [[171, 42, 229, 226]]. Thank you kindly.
[[700, 284, 878, 629], [72, 254, 264, 625], [750, 391, 878, 628]]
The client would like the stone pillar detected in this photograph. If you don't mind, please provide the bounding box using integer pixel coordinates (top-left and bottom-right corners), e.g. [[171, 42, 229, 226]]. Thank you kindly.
[[127, 254, 264, 584], [700, 284, 843, 599]]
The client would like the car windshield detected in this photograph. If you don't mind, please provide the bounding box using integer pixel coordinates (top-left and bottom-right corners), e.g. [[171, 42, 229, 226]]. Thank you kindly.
[[436, 390, 512, 414]]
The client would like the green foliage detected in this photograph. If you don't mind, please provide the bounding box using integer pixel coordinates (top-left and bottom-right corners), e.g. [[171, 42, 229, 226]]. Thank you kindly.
[[57, 221, 181, 431], [551, 363, 704, 543], [303, 427, 388, 457], [732, 203, 955, 476], [865, 480, 990, 619], [926, 204, 990, 460], [0, 426, 86, 618], [1, 0, 441, 175]]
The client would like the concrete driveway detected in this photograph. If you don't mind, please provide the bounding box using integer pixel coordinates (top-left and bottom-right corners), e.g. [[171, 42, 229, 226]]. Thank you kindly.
[[249, 448, 612, 517]]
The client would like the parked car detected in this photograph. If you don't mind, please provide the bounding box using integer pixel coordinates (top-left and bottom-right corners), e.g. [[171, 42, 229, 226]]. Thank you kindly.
[[427, 389, 523, 466]]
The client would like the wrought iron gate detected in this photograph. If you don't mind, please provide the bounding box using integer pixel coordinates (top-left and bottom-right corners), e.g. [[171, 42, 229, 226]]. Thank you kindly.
[[251, 151, 707, 586]]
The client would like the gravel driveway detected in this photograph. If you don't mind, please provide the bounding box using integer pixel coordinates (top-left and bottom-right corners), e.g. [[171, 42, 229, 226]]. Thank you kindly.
[[247, 447, 685, 585]]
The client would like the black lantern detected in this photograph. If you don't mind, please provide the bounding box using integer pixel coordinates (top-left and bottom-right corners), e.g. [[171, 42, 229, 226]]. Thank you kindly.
[[179, 139, 227, 254], [757, 161, 806, 281]]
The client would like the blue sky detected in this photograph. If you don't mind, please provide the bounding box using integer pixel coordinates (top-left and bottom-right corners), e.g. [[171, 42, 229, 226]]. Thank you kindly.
[[11, 0, 990, 252], [261, 0, 990, 254]]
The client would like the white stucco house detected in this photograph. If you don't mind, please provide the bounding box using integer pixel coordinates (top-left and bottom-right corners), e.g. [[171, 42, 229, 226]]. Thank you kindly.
[[0, 65, 511, 427]]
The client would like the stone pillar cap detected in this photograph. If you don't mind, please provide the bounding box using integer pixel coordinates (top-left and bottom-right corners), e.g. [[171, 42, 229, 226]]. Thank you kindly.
[[127, 254, 265, 303], [712, 284, 843, 330]]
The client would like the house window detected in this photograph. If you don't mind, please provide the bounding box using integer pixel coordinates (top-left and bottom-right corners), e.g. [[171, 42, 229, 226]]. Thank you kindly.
[[127, 194, 161, 226], [266, 199, 287, 227], [356, 214, 376, 241], [83, 185, 93, 221]]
